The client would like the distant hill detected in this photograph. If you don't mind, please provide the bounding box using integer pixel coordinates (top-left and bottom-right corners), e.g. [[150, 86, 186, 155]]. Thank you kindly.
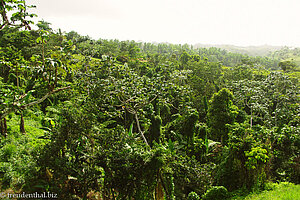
[[270, 47, 300, 69], [193, 44, 283, 57]]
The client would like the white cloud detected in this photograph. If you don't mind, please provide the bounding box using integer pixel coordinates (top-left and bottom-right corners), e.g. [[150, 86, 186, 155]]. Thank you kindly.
[[26, 0, 300, 46]]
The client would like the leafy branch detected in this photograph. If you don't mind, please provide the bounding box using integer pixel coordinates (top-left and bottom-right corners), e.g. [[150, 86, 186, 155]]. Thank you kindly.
[[119, 95, 157, 146], [1, 86, 71, 118]]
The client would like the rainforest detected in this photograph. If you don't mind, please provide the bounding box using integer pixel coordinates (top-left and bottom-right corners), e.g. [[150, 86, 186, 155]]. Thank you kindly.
[[0, 1, 299, 199]]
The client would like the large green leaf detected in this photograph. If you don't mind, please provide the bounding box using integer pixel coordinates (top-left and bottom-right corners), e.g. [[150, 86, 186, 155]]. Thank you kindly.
[[128, 122, 133, 137]]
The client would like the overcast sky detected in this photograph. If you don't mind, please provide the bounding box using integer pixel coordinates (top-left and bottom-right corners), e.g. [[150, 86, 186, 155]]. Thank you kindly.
[[26, 0, 300, 47]]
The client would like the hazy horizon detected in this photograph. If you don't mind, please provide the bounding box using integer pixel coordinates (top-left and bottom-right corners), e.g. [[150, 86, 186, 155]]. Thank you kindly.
[[26, 0, 300, 47]]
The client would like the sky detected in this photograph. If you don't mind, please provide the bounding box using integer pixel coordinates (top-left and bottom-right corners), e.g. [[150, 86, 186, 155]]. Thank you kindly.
[[26, 0, 300, 47]]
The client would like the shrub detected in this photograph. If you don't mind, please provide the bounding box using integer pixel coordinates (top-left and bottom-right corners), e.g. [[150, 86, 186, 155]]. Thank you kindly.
[[172, 157, 214, 199], [0, 115, 47, 190], [202, 186, 229, 200], [187, 191, 200, 200]]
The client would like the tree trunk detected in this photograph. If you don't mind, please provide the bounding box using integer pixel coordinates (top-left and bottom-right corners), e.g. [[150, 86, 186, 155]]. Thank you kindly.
[[0, 116, 3, 135], [16, 66, 19, 88], [134, 113, 149, 146], [1, 65, 10, 83], [3, 117, 7, 137], [20, 113, 26, 134], [0, 116, 7, 137]]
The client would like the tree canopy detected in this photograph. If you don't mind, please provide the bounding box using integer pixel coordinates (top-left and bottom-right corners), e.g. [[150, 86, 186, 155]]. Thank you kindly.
[[0, 1, 299, 199]]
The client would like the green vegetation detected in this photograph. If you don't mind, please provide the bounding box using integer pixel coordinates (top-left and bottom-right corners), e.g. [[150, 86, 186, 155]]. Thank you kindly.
[[0, 1, 299, 199], [202, 186, 229, 200], [194, 44, 283, 57], [230, 182, 300, 200]]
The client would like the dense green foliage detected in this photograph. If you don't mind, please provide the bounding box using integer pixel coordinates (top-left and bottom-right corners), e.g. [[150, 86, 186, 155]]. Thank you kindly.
[[229, 182, 300, 200], [0, 1, 299, 199], [202, 186, 229, 200]]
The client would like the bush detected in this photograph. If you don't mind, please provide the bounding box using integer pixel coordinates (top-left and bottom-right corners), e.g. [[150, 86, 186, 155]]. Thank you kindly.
[[202, 186, 229, 200], [0, 114, 47, 190], [172, 156, 214, 199], [187, 191, 200, 200]]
